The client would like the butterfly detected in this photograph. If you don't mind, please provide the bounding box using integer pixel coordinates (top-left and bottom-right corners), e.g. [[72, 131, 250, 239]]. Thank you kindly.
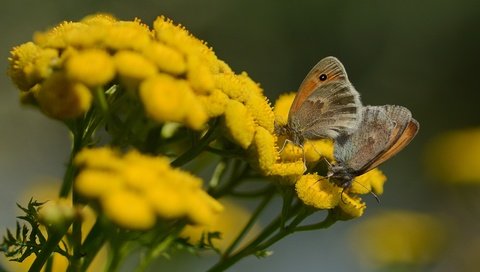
[[328, 105, 419, 189], [277, 56, 363, 151]]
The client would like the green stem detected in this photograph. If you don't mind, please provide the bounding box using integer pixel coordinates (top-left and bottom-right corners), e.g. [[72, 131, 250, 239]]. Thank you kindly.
[[80, 218, 107, 270], [94, 87, 109, 115], [171, 120, 220, 167], [293, 211, 337, 232], [28, 228, 68, 272], [66, 194, 83, 272], [134, 234, 176, 272], [223, 188, 275, 258], [207, 202, 303, 272]]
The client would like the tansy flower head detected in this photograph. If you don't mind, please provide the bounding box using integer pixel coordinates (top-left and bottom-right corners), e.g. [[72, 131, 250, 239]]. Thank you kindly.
[[295, 174, 341, 209], [224, 100, 256, 149], [74, 148, 223, 230]]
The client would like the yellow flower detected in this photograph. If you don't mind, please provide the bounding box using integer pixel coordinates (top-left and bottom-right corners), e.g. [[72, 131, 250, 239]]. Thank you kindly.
[[142, 42, 186, 75], [349, 168, 387, 195], [114, 50, 157, 90], [65, 49, 115, 87], [267, 161, 305, 177], [350, 210, 447, 268], [295, 174, 341, 209], [335, 194, 366, 220], [180, 199, 261, 252], [187, 55, 215, 95], [103, 19, 153, 51], [8, 42, 59, 91], [250, 126, 279, 173], [139, 74, 208, 130], [273, 92, 296, 126], [74, 148, 223, 229], [101, 190, 157, 230], [36, 72, 92, 119], [198, 89, 230, 117], [425, 128, 480, 184], [214, 73, 252, 103], [224, 100, 256, 149], [33, 21, 85, 48], [244, 92, 275, 133]]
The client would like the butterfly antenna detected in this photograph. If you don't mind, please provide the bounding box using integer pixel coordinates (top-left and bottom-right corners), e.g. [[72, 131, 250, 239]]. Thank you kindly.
[[308, 175, 329, 189], [352, 180, 380, 203], [278, 138, 292, 154]]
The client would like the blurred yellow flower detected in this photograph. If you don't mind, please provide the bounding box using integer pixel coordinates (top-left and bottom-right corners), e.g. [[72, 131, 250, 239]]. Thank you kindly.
[[426, 128, 480, 184], [142, 42, 186, 75], [74, 148, 223, 230], [350, 210, 447, 268], [37, 72, 92, 119], [114, 50, 157, 90], [139, 74, 208, 130], [180, 199, 261, 252], [65, 49, 115, 87]]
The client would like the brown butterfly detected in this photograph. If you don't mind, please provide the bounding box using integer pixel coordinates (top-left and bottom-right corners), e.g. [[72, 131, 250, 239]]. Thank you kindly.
[[328, 105, 419, 189], [277, 56, 363, 150]]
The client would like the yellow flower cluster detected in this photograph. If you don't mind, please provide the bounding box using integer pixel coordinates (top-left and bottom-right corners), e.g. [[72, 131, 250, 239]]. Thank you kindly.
[[350, 210, 447, 268], [7, 14, 269, 132], [274, 93, 387, 218], [425, 128, 480, 184], [74, 147, 223, 230]]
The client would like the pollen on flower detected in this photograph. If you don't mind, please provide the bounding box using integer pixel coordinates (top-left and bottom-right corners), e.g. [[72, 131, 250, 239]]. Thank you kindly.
[[142, 42, 186, 75], [65, 49, 115, 87], [187, 56, 215, 95], [8, 42, 59, 91], [224, 100, 256, 149], [334, 194, 366, 220], [198, 89, 230, 117], [350, 168, 387, 195], [214, 73, 252, 103], [103, 20, 153, 51], [268, 161, 305, 177], [249, 126, 279, 174], [74, 148, 223, 229], [37, 72, 92, 119], [295, 174, 341, 209], [245, 94, 275, 133]]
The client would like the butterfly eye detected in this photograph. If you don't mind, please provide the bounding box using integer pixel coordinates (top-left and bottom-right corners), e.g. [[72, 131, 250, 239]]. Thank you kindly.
[[319, 74, 328, 81]]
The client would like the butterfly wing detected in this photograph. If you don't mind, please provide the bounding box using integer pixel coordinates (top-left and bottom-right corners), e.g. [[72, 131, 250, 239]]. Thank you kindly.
[[360, 105, 419, 172], [333, 106, 395, 172], [288, 56, 362, 139]]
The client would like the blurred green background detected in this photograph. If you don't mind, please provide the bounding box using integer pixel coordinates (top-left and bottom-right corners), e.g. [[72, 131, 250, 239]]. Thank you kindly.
[[1, 0, 479, 271]]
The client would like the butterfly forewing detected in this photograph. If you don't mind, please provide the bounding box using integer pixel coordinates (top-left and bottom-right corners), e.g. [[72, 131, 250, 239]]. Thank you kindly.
[[333, 106, 395, 172], [288, 56, 362, 140]]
